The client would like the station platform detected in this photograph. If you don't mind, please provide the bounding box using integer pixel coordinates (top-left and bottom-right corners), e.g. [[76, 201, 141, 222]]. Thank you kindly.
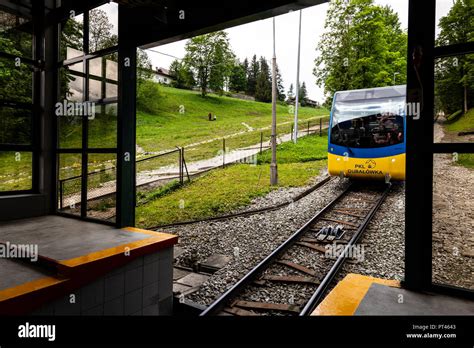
[[312, 274, 474, 316], [0, 216, 178, 315]]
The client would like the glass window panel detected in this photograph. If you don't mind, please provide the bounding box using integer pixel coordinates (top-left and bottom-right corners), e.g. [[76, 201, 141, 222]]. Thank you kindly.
[[89, 78, 102, 101], [106, 58, 118, 81], [57, 153, 82, 215], [0, 9, 33, 58], [60, 14, 84, 61], [435, 0, 473, 47], [0, 151, 32, 191], [0, 56, 32, 103], [88, 103, 117, 148], [106, 83, 117, 98], [87, 153, 116, 221], [0, 106, 31, 145], [67, 57, 84, 73], [88, 55, 118, 101], [432, 154, 474, 290], [59, 66, 84, 102], [434, 54, 474, 143], [57, 111, 82, 149], [88, 3, 118, 53]]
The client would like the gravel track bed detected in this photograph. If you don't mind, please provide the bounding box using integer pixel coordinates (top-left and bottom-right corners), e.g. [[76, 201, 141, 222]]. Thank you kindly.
[[333, 182, 405, 286], [162, 175, 407, 310], [161, 175, 349, 305]]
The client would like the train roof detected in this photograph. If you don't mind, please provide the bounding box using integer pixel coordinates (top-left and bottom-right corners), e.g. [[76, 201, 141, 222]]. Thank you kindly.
[[334, 85, 406, 102]]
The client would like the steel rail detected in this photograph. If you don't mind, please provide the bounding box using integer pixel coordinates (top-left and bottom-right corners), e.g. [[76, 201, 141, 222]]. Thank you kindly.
[[299, 182, 391, 315], [200, 181, 353, 316]]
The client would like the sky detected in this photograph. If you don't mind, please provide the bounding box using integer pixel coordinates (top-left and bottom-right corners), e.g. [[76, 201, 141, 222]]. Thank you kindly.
[[144, 0, 454, 104]]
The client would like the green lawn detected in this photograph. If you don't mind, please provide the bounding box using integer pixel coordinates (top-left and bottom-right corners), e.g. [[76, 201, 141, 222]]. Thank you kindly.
[[1, 84, 328, 192], [443, 108, 474, 170], [136, 134, 328, 228], [136, 85, 328, 153], [445, 108, 474, 133], [457, 154, 474, 169]]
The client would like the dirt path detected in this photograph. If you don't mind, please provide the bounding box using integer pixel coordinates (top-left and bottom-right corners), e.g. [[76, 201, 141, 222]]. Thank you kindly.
[[432, 123, 474, 289]]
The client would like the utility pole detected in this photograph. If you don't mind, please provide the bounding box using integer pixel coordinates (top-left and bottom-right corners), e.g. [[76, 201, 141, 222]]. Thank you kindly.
[[293, 10, 302, 143], [270, 17, 278, 186]]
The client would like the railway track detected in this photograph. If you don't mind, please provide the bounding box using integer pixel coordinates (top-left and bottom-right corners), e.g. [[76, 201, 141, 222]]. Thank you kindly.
[[200, 182, 391, 316]]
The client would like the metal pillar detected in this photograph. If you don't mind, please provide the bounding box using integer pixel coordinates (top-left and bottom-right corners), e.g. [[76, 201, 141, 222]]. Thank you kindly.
[[270, 17, 278, 186], [293, 10, 302, 143], [404, 0, 436, 290], [116, 4, 137, 227]]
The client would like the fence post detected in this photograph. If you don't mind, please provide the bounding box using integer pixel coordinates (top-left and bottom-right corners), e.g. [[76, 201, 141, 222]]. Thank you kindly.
[[181, 147, 184, 184], [320, 118, 322, 136], [177, 146, 183, 185], [182, 147, 190, 182], [260, 132, 263, 154], [307, 121, 310, 135], [291, 124, 294, 141], [222, 138, 226, 168]]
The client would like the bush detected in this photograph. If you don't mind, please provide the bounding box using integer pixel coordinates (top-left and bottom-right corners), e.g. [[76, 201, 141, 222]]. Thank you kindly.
[[137, 79, 162, 114]]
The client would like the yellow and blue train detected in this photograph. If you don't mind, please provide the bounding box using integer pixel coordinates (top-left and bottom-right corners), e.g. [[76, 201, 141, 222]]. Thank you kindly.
[[328, 85, 406, 181]]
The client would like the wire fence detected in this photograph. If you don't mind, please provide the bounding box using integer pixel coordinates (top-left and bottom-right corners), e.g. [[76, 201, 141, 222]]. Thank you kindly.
[[57, 117, 327, 215]]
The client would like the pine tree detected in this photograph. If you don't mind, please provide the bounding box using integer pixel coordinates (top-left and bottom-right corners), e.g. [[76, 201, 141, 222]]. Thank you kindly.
[[247, 54, 259, 96], [276, 65, 286, 101], [287, 83, 294, 101], [255, 57, 272, 102], [299, 81, 308, 106], [229, 61, 247, 93]]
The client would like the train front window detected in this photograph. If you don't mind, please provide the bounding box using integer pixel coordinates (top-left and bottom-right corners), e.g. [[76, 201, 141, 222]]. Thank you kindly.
[[330, 97, 405, 148]]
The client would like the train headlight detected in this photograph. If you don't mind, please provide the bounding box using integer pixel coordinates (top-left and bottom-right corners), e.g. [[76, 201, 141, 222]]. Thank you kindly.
[[392, 158, 396, 163]]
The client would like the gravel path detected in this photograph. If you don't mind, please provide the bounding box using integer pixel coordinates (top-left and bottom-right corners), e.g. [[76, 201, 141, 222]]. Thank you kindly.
[[432, 124, 474, 290]]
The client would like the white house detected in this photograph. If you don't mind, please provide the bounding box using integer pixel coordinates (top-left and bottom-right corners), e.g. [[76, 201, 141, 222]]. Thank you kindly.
[[152, 67, 174, 85]]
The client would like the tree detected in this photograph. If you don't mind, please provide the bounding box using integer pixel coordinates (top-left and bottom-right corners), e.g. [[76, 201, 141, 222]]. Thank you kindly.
[[276, 65, 286, 101], [255, 57, 272, 102], [313, 0, 407, 106], [89, 8, 118, 52], [247, 54, 260, 96], [209, 37, 235, 95], [169, 59, 195, 89], [229, 62, 247, 93], [299, 81, 308, 106], [287, 83, 294, 101], [137, 48, 153, 83], [435, 0, 474, 115], [184, 31, 234, 97]]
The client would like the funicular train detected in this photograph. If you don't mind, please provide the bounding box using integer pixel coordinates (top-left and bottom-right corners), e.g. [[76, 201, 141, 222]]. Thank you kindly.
[[327, 85, 406, 181]]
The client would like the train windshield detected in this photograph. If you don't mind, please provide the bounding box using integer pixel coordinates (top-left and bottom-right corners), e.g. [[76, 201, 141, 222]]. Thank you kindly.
[[330, 95, 405, 149]]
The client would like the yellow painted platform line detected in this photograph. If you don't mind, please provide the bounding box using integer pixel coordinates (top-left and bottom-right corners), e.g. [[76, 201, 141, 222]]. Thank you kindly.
[[58, 227, 177, 268], [0, 276, 66, 302], [312, 273, 400, 316]]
